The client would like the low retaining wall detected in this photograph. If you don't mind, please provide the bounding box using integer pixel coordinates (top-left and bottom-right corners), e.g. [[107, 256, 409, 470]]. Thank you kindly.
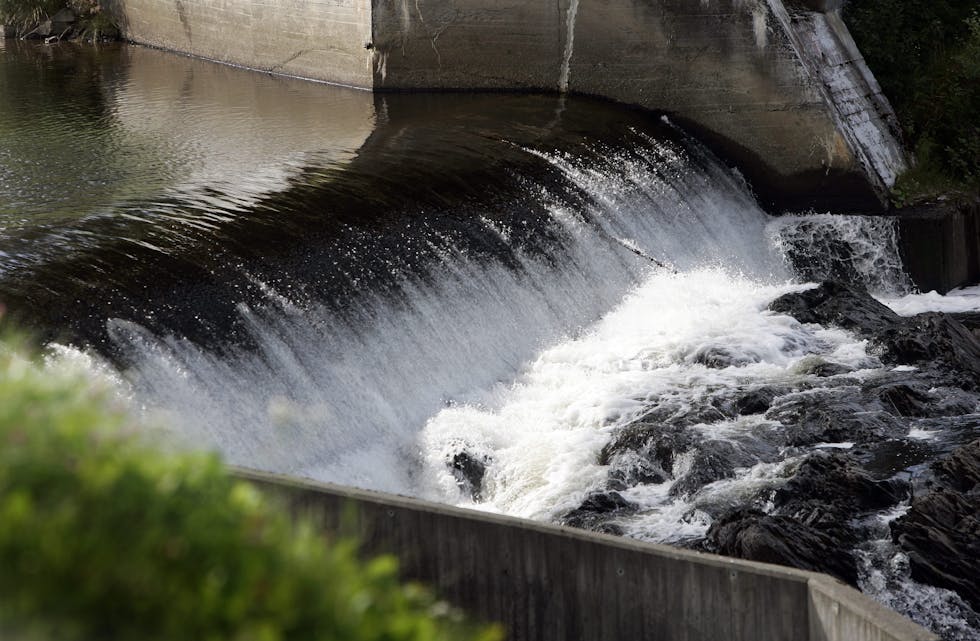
[[237, 468, 936, 641], [106, 0, 906, 211]]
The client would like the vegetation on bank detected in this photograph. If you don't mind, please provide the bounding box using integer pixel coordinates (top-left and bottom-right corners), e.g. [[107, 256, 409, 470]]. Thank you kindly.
[[844, 1, 980, 204], [0, 0, 115, 40], [0, 334, 501, 641]]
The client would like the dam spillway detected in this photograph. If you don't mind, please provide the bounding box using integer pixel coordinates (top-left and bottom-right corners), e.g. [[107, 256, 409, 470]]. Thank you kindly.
[[1, 39, 979, 640]]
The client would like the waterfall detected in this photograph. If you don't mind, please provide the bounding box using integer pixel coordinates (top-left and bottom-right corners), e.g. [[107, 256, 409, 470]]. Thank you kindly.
[[56, 131, 789, 495]]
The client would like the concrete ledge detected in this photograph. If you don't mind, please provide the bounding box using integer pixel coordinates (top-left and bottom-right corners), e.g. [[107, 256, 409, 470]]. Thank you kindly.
[[236, 467, 936, 641]]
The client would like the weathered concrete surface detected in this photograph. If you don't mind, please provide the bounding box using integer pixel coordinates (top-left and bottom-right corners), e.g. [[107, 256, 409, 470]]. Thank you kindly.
[[107, 0, 373, 87], [237, 468, 936, 641], [370, 0, 906, 209], [894, 200, 980, 294], [110, 0, 906, 210]]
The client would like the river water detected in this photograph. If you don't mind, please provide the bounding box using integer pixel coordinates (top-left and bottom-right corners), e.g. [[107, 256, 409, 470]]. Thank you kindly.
[[2, 40, 979, 639]]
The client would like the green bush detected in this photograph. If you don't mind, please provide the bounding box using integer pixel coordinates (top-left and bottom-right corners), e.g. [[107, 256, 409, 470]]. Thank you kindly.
[[0, 339, 502, 641], [845, 1, 980, 201]]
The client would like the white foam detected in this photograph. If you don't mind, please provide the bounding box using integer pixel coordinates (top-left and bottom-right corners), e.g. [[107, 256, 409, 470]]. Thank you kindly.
[[419, 269, 860, 518], [880, 285, 980, 316]]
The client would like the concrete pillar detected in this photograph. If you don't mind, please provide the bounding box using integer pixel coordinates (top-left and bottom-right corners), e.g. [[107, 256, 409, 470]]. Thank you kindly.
[[896, 201, 980, 294]]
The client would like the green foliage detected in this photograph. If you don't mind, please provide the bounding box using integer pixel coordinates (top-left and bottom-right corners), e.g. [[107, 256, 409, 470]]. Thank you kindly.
[[845, 1, 980, 201], [67, 0, 117, 40], [0, 0, 61, 35], [0, 340, 502, 641], [0, 0, 116, 39]]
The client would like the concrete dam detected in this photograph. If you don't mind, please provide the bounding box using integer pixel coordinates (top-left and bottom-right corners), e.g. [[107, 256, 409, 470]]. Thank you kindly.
[[109, 0, 907, 210]]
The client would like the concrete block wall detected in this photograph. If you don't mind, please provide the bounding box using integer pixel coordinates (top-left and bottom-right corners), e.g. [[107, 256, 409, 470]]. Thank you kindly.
[[238, 468, 936, 641]]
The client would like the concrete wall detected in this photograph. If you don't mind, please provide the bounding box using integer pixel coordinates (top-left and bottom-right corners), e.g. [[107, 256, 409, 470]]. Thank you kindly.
[[895, 201, 980, 294], [110, 0, 906, 210], [108, 0, 374, 87], [370, 0, 904, 208], [237, 468, 936, 641]]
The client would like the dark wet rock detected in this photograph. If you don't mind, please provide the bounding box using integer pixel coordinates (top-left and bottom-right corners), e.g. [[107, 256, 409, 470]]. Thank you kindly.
[[952, 312, 980, 331], [636, 399, 734, 429], [855, 438, 937, 479], [773, 451, 908, 519], [765, 388, 906, 446], [607, 453, 669, 490], [803, 361, 853, 377], [704, 452, 909, 585], [870, 382, 935, 418], [874, 312, 980, 387], [599, 422, 692, 475], [860, 371, 978, 418], [669, 440, 756, 498], [892, 488, 980, 612], [768, 280, 899, 335], [733, 386, 782, 415], [450, 451, 488, 501], [952, 312, 980, 341], [892, 439, 980, 612], [561, 491, 638, 533], [692, 346, 760, 369], [769, 281, 980, 386], [932, 388, 980, 416], [933, 439, 980, 492], [706, 508, 859, 585]]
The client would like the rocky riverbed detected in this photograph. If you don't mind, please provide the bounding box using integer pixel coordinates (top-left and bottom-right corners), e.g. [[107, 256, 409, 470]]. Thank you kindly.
[[501, 280, 980, 637]]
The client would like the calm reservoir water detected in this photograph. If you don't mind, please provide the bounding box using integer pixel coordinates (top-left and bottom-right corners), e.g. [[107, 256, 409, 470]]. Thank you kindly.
[[2, 39, 980, 639]]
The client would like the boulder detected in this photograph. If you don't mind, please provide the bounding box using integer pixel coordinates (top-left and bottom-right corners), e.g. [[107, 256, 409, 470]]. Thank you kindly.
[[733, 386, 782, 415], [449, 451, 488, 501], [768, 281, 899, 336], [769, 281, 980, 386], [561, 491, 638, 534], [669, 440, 756, 498], [874, 312, 980, 387], [765, 388, 906, 446], [870, 382, 935, 418], [598, 422, 692, 474], [707, 508, 858, 585], [773, 451, 908, 519]]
